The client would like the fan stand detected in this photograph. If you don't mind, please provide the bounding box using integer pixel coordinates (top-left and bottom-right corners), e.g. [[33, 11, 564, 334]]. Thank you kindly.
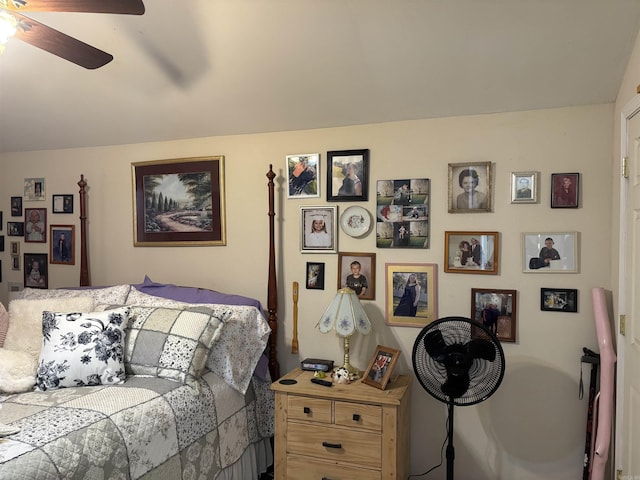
[[446, 400, 455, 480]]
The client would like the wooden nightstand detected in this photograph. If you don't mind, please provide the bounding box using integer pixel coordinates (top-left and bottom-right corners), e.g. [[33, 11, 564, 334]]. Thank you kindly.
[[271, 368, 412, 480]]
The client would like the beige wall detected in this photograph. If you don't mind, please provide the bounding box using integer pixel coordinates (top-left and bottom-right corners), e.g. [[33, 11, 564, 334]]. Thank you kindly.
[[0, 103, 613, 479]]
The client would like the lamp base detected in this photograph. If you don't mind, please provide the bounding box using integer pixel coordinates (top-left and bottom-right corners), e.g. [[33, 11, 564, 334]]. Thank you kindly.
[[340, 362, 361, 380]]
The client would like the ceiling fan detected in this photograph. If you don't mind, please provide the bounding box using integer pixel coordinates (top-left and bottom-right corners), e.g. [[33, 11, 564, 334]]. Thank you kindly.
[[0, 0, 145, 69]]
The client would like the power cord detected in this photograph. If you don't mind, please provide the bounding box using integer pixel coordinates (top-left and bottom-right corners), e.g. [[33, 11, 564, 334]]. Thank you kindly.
[[407, 411, 449, 479]]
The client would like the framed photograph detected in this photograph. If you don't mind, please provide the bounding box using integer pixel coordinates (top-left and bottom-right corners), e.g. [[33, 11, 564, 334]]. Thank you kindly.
[[385, 263, 437, 327], [300, 206, 337, 253], [0, 235, 3, 252], [326, 149, 369, 202], [50, 225, 75, 265], [10, 196, 22, 216], [52, 194, 74, 213], [132, 156, 226, 246], [551, 173, 579, 208], [24, 177, 45, 201], [11, 255, 20, 271], [8, 282, 23, 294], [306, 262, 325, 290], [337, 252, 375, 300], [24, 253, 48, 289], [523, 232, 579, 273], [375, 179, 431, 248], [444, 231, 499, 274], [0, 211, 2, 230], [448, 162, 492, 213], [10, 241, 19, 256], [7, 222, 24, 237], [362, 345, 400, 390], [24, 208, 47, 243], [471, 288, 517, 343], [510, 171, 539, 204], [541, 288, 578, 312], [287, 153, 320, 198]]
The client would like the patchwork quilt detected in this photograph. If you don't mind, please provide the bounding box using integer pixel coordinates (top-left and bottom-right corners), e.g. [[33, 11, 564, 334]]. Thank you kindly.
[[0, 372, 274, 479]]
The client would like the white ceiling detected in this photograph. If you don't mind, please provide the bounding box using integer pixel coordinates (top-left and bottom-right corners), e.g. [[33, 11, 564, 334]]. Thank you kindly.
[[1, 0, 639, 154]]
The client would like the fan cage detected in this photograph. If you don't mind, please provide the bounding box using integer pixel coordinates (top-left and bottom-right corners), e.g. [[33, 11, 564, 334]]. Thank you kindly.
[[412, 316, 505, 406]]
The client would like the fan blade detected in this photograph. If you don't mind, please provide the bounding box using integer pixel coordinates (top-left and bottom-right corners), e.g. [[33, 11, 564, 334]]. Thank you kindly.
[[11, 11, 112, 69], [0, 0, 144, 15], [466, 339, 496, 362], [442, 373, 470, 398], [424, 329, 447, 361]]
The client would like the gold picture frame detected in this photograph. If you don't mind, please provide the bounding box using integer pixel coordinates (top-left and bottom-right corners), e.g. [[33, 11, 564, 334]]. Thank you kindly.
[[385, 263, 437, 327], [362, 345, 400, 390], [448, 161, 492, 213], [444, 231, 499, 274], [132, 156, 226, 246]]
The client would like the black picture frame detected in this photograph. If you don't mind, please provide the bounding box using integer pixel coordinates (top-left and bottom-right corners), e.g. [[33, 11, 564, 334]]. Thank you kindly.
[[305, 262, 325, 290], [52, 194, 74, 213], [24, 253, 48, 289], [551, 173, 580, 208], [10, 196, 22, 217], [326, 149, 369, 202], [540, 288, 578, 312], [0, 235, 4, 252], [7, 222, 24, 237]]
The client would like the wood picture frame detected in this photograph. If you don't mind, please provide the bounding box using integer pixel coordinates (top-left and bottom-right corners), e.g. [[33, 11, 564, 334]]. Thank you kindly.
[[10, 196, 22, 217], [444, 231, 499, 274], [24, 208, 47, 243], [448, 161, 492, 213], [132, 156, 226, 246], [510, 171, 539, 204], [385, 263, 437, 327], [362, 345, 400, 390], [551, 172, 579, 208], [52, 194, 74, 213], [50, 224, 75, 265], [337, 252, 375, 300], [24, 177, 45, 201], [471, 288, 517, 343], [522, 231, 579, 273], [306, 262, 325, 290], [300, 206, 337, 253], [326, 149, 369, 202], [287, 153, 320, 198], [541, 288, 578, 312], [24, 253, 48, 289]]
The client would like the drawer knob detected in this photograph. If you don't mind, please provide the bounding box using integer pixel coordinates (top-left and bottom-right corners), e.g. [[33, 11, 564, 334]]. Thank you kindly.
[[352, 414, 361, 421], [322, 441, 342, 449], [303, 407, 311, 414]]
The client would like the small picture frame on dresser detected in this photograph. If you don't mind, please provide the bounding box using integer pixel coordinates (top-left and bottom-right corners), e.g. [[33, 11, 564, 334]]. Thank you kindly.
[[362, 345, 400, 390]]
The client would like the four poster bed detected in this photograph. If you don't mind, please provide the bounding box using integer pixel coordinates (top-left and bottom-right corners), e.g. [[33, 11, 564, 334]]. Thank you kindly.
[[0, 168, 280, 479]]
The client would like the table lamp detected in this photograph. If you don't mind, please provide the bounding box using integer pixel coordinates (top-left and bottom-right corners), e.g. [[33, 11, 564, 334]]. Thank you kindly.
[[317, 287, 372, 379]]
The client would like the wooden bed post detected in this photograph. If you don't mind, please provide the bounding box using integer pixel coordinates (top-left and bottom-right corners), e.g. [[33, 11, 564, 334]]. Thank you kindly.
[[78, 175, 90, 287], [267, 165, 280, 380]]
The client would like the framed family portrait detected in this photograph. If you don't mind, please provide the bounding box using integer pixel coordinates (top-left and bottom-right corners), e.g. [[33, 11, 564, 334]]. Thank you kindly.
[[471, 288, 517, 343], [24, 208, 47, 243], [287, 153, 320, 199], [385, 263, 437, 327], [541, 288, 578, 312], [50, 225, 75, 265], [52, 194, 74, 213], [306, 262, 325, 290], [444, 231, 499, 274], [510, 171, 539, 204], [11, 196, 22, 216], [551, 173, 579, 208], [523, 232, 579, 273], [24, 178, 45, 201], [24, 253, 48, 289], [132, 156, 226, 246], [326, 149, 369, 202], [448, 162, 492, 213], [362, 345, 400, 390], [337, 252, 375, 300], [300, 206, 337, 253]]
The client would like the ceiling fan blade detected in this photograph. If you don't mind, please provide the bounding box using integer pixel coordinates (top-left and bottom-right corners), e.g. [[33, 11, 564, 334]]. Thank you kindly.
[[466, 339, 497, 362], [10, 11, 112, 69], [442, 373, 470, 399], [0, 0, 144, 15]]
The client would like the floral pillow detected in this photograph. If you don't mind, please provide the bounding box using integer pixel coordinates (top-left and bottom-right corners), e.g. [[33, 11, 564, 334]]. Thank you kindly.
[[36, 307, 130, 391]]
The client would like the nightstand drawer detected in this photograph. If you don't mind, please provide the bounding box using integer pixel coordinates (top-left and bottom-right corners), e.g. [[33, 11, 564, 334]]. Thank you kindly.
[[335, 401, 382, 432], [287, 422, 381, 468], [287, 454, 381, 480], [288, 395, 332, 423]]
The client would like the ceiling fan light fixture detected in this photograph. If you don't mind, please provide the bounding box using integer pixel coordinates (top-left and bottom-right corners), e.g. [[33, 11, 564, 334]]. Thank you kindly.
[[0, 11, 17, 49]]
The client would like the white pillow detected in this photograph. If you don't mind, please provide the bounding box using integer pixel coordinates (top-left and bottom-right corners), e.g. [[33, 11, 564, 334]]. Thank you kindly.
[[0, 349, 38, 393], [36, 307, 130, 391], [5, 297, 96, 359], [18, 285, 131, 306]]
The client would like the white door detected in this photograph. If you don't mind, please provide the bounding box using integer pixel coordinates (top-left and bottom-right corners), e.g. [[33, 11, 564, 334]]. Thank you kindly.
[[618, 97, 640, 477]]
